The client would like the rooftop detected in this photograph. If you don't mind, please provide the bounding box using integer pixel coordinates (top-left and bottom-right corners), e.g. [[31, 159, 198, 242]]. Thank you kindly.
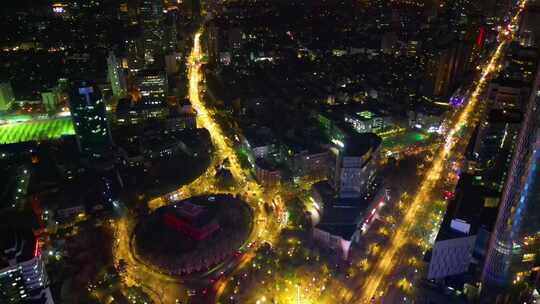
[[343, 132, 381, 157], [323, 103, 391, 121], [313, 181, 374, 240], [436, 174, 499, 242]]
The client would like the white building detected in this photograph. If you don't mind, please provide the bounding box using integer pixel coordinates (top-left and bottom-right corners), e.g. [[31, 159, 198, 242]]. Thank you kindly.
[[0, 230, 54, 304], [333, 134, 381, 198]]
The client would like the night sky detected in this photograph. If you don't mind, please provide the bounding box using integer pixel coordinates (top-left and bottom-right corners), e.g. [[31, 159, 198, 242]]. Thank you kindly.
[[3, 0, 55, 11]]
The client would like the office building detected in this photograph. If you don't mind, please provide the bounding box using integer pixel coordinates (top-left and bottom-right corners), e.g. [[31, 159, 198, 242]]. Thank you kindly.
[[242, 126, 278, 160], [291, 149, 332, 180], [114, 71, 170, 124], [164, 8, 180, 52], [334, 133, 381, 198], [68, 80, 113, 159], [164, 53, 181, 76], [311, 179, 387, 260], [473, 109, 523, 170], [254, 159, 282, 186], [487, 44, 539, 111], [107, 52, 127, 97], [207, 22, 220, 65], [127, 39, 144, 71], [137, 70, 167, 106], [0, 82, 15, 111], [139, 0, 164, 67], [132, 70, 169, 120], [519, 2, 540, 47], [184, 0, 201, 19], [423, 40, 474, 97], [0, 229, 54, 304], [481, 49, 540, 301], [427, 175, 498, 281]]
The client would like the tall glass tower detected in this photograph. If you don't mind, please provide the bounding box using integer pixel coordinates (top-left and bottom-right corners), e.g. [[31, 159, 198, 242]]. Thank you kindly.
[[481, 53, 540, 300], [139, 0, 164, 67], [68, 80, 113, 160]]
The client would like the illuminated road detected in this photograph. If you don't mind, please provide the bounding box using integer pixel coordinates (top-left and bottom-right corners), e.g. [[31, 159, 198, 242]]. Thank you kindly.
[[112, 29, 288, 304], [187, 31, 286, 244], [116, 29, 288, 303], [352, 2, 529, 303], [112, 217, 183, 304]]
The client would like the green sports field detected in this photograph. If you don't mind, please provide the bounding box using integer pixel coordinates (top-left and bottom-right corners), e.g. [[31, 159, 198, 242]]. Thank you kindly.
[[0, 117, 75, 145], [382, 130, 431, 149]]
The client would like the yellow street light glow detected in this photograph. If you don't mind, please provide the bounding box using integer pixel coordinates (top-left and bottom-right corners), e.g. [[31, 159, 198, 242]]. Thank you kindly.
[[354, 2, 529, 302]]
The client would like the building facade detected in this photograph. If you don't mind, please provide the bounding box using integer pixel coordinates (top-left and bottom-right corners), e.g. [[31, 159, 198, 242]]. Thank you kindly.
[[107, 52, 127, 97], [481, 51, 540, 300], [0, 230, 54, 304], [68, 80, 113, 159], [334, 134, 381, 198]]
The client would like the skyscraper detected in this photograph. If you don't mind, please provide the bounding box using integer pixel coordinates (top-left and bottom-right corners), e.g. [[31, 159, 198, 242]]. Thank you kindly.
[[519, 1, 540, 46], [107, 52, 127, 97], [481, 51, 540, 301], [139, 0, 164, 67], [207, 21, 220, 65], [428, 41, 473, 97], [137, 70, 167, 106], [68, 80, 112, 159], [183, 0, 201, 20], [164, 53, 181, 76], [472, 108, 523, 170]]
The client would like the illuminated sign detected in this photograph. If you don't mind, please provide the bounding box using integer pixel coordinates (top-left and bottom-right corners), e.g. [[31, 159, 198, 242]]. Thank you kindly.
[[34, 240, 40, 257], [78, 86, 94, 106], [52, 3, 66, 14], [476, 27, 486, 48]]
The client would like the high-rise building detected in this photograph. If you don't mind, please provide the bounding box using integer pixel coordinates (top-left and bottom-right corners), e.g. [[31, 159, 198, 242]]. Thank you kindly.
[[126, 38, 144, 71], [184, 0, 201, 19], [137, 70, 167, 106], [487, 44, 539, 111], [519, 2, 540, 47], [164, 8, 180, 52], [139, 0, 164, 67], [139, 0, 163, 23], [131, 70, 169, 119], [68, 80, 112, 159], [164, 53, 181, 76], [0, 82, 15, 111], [0, 229, 54, 304], [481, 51, 540, 301], [427, 175, 496, 281], [334, 133, 381, 198], [473, 109, 523, 170], [117, 1, 131, 24], [107, 52, 127, 97], [41, 91, 60, 113], [425, 40, 474, 97], [207, 22, 220, 64]]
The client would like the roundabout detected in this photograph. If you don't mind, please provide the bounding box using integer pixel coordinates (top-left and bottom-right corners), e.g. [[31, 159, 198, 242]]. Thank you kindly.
[[133, 194, 253, 277]]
